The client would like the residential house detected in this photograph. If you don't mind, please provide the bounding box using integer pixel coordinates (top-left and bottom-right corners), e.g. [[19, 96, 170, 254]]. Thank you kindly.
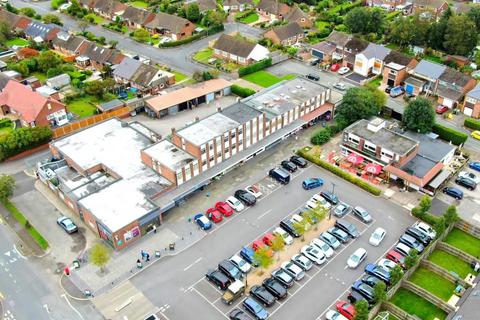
[[52, 32, 89, 57], [353, 43, 391, 78], [0, 80, 68, 127], [312, 31, 353, 63], [264, 22, 304, 46], [76, 42, 125, 69], [46, 74, 71, 90], [411, 0, 449, 19], [212, 34, 269, 65], [24, 21, 62, 43], [91, 0, 126, 20], [0, 8, 31, 32], [79, 0, 98, 10], [0, 73, 11, 92], [144, 12, 196, 40], [223, 0, 253, 11], [463, 84, 480, 118], [113, 57, 175, 95], [284, 5, 312, 28], [121, 6, 155, 29], [381, 51, 418, 87], [366, 0, 411, 12], [342, 38, 369, 69], [257, 0, 291, 22], [185, 0, 218, 12], [311, 41, 336, 63]]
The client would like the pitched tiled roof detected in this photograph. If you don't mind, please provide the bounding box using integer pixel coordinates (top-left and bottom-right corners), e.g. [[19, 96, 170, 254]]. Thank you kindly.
[[130, 64, 164, 88], [284, 5, 309, 24], [438, 67, 473, 87], [384, 50, 415, 66], [113, 57, 142, 79], [0, 73, 10, 91], [326, 31, 352, 47], [258, 0, 291, 15], [344, 38, 369, 53], [412, 0, 448, 9], [145, 12, 192, 34], [0, 9, 31, 30], [53, 32, 87, 54], [94, 0, 126, 15], [413, 60, 446, 80], [360, 43, 391, 60], [24, 21, 63, 41], [213, 34, 256, 58], [0, 81, 49, 123], [190, 0, 218, 12], [311, 41, 336, 55], [81, 42, 114, 64], [268, 22, 303, 41], [122, 6, 154, 25]]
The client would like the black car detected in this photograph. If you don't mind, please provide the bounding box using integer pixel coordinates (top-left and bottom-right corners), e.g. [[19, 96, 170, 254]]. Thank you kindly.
[[455, 176, 477, 190], [405, 227, 431, 247], [361, 274, 384, 288], [250, 285, 276, 307], [327, 227, 349, 243], [290, 155, 307, 168], [206, 269, 232, 290], [271, 268, 294, 288], [384, 86, 392, 94], [281, 160, 297, 173], [335, 219, 360, 238], [280, 219, 300, 238], [262, 277, 287, 299], [347, 290, 368, 305], [219, 260, 242, 280], [351, 281, 375, 304], [320, 191, 339, 205], [234, 190, 256, 206], [229, 308, 251, 320], [306, 73, 320, 81]]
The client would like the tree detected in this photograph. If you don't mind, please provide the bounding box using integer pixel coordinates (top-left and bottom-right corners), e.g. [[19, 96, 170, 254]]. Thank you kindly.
[[418, 195, 432, 214], [434, 216, 446, 237], [0, 175, 15, 201], [373, 281, 387, 304], [186, 3, 200, 22], [389, 16, 416, 48], [202, 10, 225, 26], [467, 7, 480, 31], [84, 80, 106, 98], [402, 98, 435, 133], [19, 7, 37, 18], [89, 243, 110, 272], [108, 40, 118, 49], [270, 234, 285, 260], [335, 87, 383, 125], [389, 265, 403, 285], [287, 46, 298, 57], [444, 205, 459, 226], [253, 247, 274, 275], [404, 249, 419, 269], [427, 8, 452, 51], [37, 51, 63, 73], [133, 28, 151, 43], [353, 300, 369, 320], [344, 7, 370, 34], [0, 22, 13, 49], [293, 220, 306, 241], [444, 15, 477, 56], [78, 20, 89, 33], [43, 14, 63, 26]]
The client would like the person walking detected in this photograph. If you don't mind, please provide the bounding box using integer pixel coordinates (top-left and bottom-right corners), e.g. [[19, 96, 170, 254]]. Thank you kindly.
[[145, 253, 150, 262], [152, 225, 157, 234]]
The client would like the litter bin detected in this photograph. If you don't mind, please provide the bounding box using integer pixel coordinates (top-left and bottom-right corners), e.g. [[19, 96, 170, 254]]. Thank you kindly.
[[73, 260, 80, 269]]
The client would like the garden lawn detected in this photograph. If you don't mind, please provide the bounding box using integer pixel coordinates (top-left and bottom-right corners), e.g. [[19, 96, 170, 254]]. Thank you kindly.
[[366, 77, 382, 89], [6, 37, 29, 47], [130, 0, 148, 8], [428, 250, 478, 278], [89, 14, 105, 24], [424, 54, 442, 64], [390, 288, 447, 320], [409, 267, 455, 301], [239, 13, 259, 24], [158, 67, 188, 82], [242, 71, 296, 88], [315, 21, 329, 31], [193, 48, 213, 63], [31, 72, 47, 84], [67, 96, 100, 118], [444, 228, 480, 257]]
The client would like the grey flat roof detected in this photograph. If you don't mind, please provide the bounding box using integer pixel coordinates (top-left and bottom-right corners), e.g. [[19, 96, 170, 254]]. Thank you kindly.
[[403, 131, 456, 162], [413, 60, 446, 80], [143, 140, 196, 171], [220, 102, 263, 124], [98, 99, 124, 112], [467, 83, 480, 100], [401, 154, 437, 178], [427, 170, 452, 189]]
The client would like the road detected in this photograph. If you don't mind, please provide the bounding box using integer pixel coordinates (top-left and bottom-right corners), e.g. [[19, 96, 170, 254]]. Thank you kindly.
[[8, 0, 263, 76]]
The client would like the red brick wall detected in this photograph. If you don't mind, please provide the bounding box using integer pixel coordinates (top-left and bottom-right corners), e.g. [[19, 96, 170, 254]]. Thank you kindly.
[[34, 99, 66, 127], [397, 145, 419, 167]]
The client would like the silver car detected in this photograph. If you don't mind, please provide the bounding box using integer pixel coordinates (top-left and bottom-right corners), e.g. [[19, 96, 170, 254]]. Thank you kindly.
[[291, 254, 313, 271], [333, 202, 350, 218], [301, 245, 326, 265], [281, 261, 305, 280], [310, 238, 334, 258], [321, 232, 341, 250], [347, 247, 367, 269], [229, 254, 251, 273]]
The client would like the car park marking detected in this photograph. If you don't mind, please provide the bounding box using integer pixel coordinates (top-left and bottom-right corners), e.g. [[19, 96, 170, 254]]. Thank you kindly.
[[191, 287, 229, 320], [257, 209, 272, 220], [183, 257, 202, 272]]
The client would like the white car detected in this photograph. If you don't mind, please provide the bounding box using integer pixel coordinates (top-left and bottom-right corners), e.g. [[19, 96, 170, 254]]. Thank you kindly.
[[229, 254, 251, 273], [305, 199, 319, 211], [301, 245, 326, 265], [338, 67, 350, 75], [310, 238, 334, 258], [273, 227, 293, 245], [369, 227, 386, 246], [291, 214, 311, 231], [347, 247, 367, 269], [395, 242, 411, 256], [378, 258, 397, 271], [310, 194, 332, 209], [291, 254, 313, 271], [458, 171, 480, 184], [245, 185, 263, 199], [326, 309, 349, 320], [413, 221, 436, 240], [226, 196, 244, 212], [333, 82, 347, 91], [281, 261, 305, 280]]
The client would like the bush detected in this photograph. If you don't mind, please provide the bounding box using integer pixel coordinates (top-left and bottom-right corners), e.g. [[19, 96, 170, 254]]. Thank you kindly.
[[311, 128, 331, 145], [432, 123, 468, 145], [0, 118, 12, 129], [158, 24, 224, 47], [231, 84, 256, 98], [0, 126, 52, 161], [464, 118, 480, 131], [238, 58, 273, 77], [297, 148, 382, 196]]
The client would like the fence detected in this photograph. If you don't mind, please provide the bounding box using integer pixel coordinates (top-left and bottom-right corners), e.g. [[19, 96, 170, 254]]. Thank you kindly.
[[382, 302, 422, 320], [420, 260, 469, 288], [455, 220, 480, 239], [437, 242, 480, 265], [402, 281, 456, 313]]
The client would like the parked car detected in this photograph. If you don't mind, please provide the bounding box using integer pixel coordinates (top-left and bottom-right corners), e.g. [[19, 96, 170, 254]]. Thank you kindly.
[[394, 242, 412, 257], [302, 178, 324, 190], [412, 221, 436, 240], [321, 191, 339, 205], [194, 213, 212, 230], [226, 196, 245, 211], [245, 185, 263, 199], [352, 206, 372, 223], [472, 131, 480, 141], [229, 308, 250, 320], [378, 258, 397, 271], [269, 168, 291, 184], [333, 82, 347, 91], [273, 227, 293, 245], [310, 59, 320, 66], [215, 201, 234, 217], [335, 219, 360, 238], [361, 274, 384, 288], [389, 86, 405, 98], [222, 280, 246, 305], [435, 105, 449, 114], [250, 285, 276, 307], [338, 66, 350, 75], [206, 269, 231, 290], [469, 161, 480, 172], [333, 202, 351, 218], [310, 194, 332, 209], [291, 214, 311, 230], [280, 218, 301, 238], [281, 261, 305, 281], [351, 281, 375, 304], [262, 277, 287, 299], [240, 246, 258, 267], [57, 216, 78, 234], [206, 207, 223, 223], [235, 190, 257, 206], [443, 186, 464, 199], [347, 247, 367, 269], [405, 227, 431, 246], [301, 245, 326, 265], [230, 254, 251, 274], [321, 231, 341, 250], [271, 268, 294, 288], [290, 155, 307, 168], [336, 300, 355, 320], [281, 160, 297, 173], [330, 63, 341, 72], [369, 227, 386, 246], [455, 176, 477, 190], [306, 73, 320, 81], [242, 297, 268, 320], [458, 171, 480, 184], [347, 290, 368, 306], [385, 249, 406, 269], [305, 199, 319, 211], [365, 263, 390, 284], [252, 239, 271, 253], [399, 234, 425, 253], [384, 86, 392, 94], [328, 227, 350, 243], [219, 260, 242, 280], [310, 238, 334, 258], [326, 310, 349, 320], [291, 254, 313, 271]]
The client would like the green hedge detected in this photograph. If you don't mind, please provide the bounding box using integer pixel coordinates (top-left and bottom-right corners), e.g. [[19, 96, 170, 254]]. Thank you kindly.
[[297, 148, 382, 196], [464, 118, 480, 131], [432, 123, 468, 145], [231, 84, 256, 98], [238, 58, 273, 77], [311, 127, 331, 145], [0, 118, 12, 129], [159, 24, 224, 47], [0, 126, 52, 161]]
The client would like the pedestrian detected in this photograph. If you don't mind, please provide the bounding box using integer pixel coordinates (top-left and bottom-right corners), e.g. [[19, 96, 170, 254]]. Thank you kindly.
[[141, 250, 146, 260], [146, 253, 150, 262], [152, 225, 157, 234]]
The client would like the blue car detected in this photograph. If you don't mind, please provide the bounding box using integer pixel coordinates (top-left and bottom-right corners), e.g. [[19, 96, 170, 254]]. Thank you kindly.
[[302, 178, 324, 190], [242, 297, 268, 320], [240, 246, 259, 267], [469, 162, 480, 172], [442, 187, 463, 200], [365, 263, 391, 284], [194, 213, 212, 230]]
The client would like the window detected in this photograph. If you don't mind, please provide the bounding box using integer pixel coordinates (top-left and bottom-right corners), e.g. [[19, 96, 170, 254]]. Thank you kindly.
[[348, 136, 360, 145], [364, 143, 376, 153], [381, 151, 393, 159]]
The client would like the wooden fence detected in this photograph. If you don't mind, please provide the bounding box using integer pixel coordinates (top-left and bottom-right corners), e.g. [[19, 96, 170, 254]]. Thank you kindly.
[[455, 220, 480, 239], [382, 302, 422, 320], [437, 242, 480, 264], [420, 260, 469, 288]]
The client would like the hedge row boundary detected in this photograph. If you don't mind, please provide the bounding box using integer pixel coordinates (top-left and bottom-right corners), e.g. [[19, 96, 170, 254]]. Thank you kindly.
[[231, 84, 256, 98], [464, 118, 480, 131], [238, 58, 272, 77], [432, 123, 468, 146]]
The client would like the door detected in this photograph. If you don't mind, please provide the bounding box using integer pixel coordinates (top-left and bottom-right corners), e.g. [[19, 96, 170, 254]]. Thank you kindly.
[[387, 79, 395, 86]]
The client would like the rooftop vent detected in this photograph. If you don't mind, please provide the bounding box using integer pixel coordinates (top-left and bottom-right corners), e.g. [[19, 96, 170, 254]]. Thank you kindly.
[[366, 117, 385, 133]]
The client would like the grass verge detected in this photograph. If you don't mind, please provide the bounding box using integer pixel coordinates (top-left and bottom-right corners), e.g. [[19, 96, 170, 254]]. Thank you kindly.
[[409, 267, 455, 301], [241, 71, 296, 87], [6, 37, 29, 47], [428, 250, 478, 278], [193, 48, 213, 64], [444, 228, 480, 257], [390, 288, 447, 320]]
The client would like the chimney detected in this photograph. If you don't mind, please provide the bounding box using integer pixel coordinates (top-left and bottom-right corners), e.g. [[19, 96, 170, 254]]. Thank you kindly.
[[217, 107, 222, 112], [195, 116, 200, 122]]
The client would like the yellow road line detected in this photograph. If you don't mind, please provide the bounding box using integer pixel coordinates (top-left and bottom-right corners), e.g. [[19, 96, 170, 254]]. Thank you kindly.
[[0, 291, 4, 300]]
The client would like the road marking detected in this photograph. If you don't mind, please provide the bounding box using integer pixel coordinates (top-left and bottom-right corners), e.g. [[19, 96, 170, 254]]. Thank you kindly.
[[0, 291, 4, 300], [60, 294, 85, 320], [183, 257, 202, 272], [191, 287, 229, 320], [256, 209, 272, 220]]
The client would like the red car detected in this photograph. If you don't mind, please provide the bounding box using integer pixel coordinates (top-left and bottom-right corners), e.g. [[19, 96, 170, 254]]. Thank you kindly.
[[435, 105, 449, 114], [330, 63, 340, 72], [215, 201, 234, 217], [252, 240, 273, 256], [336, 300, 355, 320], [386, 249, 406, 269], [262, 233, 275, 246], [206, 208, 222, 223]]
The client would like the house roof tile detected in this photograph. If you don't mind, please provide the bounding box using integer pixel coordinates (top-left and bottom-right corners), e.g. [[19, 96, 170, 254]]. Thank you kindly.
[[212, 34, 256, 58]]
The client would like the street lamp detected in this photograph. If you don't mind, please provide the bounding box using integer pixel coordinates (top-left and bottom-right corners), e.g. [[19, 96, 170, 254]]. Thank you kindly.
[[329, 182, 337, 220]]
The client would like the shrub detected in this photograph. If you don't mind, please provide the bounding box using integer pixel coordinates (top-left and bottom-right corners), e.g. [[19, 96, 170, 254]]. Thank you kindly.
[[158, 24, 224, 47], [238, 58, 273, 77], [0, 118, 12, 129], [231, 84, 256, 98], [464, 118, 480, 131], [311, 128, 331, 145], [432, 123, 468, 145], [0, 126, 52, 161]]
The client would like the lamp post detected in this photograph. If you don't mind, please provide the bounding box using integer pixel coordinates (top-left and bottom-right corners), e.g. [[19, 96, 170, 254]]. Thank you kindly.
[[329, 182, 337, 220]]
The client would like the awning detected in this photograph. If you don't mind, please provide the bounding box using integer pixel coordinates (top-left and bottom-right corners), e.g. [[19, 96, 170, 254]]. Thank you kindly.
[[427, 170, 452, 189], [346, 153, 364, 165], [300, 103, 333, 122], [365, 163, 382, 175]]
